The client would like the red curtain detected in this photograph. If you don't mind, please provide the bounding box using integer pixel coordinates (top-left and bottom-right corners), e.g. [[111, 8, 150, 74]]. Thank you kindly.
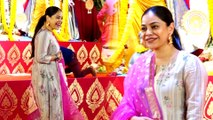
[[74, 0, 101, 42]]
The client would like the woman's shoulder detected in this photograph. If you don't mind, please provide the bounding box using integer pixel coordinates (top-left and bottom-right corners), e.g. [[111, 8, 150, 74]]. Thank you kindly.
[[178, 50, 204, 67], [179, 50, 201, 61], [38, 29, 52, 35]]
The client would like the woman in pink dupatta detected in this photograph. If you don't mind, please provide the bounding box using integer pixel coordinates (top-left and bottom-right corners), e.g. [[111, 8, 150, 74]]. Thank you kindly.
[[111, 6, 207, 120], [30, 6, 83, 120]]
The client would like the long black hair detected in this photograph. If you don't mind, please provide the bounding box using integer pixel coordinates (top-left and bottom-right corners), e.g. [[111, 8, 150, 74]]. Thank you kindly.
[[31, 6, 61, 58], [142, 6, 182, 50]]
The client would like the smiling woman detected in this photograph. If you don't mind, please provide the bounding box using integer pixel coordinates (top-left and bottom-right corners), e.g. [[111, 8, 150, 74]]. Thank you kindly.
[[30, 6, 83, 120], [111, 6, 207, 120]]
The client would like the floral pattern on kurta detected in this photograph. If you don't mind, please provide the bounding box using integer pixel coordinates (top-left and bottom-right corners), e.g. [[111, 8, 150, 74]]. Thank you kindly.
[[31, 29, 64, 120], [110, 50, 207, 120], [154, 51, 207, 120]]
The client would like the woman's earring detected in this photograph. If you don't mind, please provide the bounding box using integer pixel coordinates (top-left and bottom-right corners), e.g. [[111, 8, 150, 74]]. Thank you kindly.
[[169, 36, 173, 44], [46, 22, 50, 27]]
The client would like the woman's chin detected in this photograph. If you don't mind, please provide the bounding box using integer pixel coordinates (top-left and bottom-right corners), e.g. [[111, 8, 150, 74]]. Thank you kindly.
[[146, 45, 155, 49]]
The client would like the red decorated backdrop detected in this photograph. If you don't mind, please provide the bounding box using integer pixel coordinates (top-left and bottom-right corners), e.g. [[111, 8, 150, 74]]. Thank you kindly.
[[0, 75, 212, 120], [0, 41, 102, 74]]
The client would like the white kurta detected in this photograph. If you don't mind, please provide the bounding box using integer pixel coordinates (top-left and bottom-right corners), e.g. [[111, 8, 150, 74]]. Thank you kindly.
[[31, 29, 64, 120], [154, 51, 208, 120]]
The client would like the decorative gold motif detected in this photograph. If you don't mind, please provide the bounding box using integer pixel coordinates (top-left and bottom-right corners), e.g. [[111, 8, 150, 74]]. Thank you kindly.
[[106, 83, 122, 114], [12, 63, 25, 74], [89, 45, 100, 63], [81, 62, 90, 70], [77, 45, 88, 65], [0, 45, 6, 64], [85, 0, 94, 14], [7, 44, 20, 66], [21, 86, 38, 115], [94, 106, 109, 120], [0, 63, 10, 74], [204, 81, 213, 120], [22, 43, 32, 65], [0, 83, 18, 120], [182, 10, 209, 35], [67, 44, 75, 52], [205, 81, 213, 101], [80, 108, 89, 120], [69, 79, 84, 107], [27, 65, 32, 73], [13, 114, 22, 120], [86, 78, 105, 113]]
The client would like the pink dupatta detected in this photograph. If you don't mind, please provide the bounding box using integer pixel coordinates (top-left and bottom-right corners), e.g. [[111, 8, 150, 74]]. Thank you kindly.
[[110, 51, 163, 120], [57, 60, 84, 120]]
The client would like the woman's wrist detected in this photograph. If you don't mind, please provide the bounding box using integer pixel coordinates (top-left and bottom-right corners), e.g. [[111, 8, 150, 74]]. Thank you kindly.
[[54, 54, 59, 61]]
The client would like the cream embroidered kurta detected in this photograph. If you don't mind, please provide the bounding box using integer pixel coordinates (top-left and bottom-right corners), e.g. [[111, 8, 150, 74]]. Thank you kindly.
[[154, 51, 208, 120], [31, 29, 64, 120]]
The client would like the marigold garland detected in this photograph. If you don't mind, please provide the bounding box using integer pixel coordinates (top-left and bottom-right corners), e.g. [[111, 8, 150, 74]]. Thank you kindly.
[[59, 0, 70, 41], [29, 0, 46, 37], [0, 0, 17, 41], [118, 0, 128, 41], [208, 0, 213, 38], [49, 0, 54, 6]]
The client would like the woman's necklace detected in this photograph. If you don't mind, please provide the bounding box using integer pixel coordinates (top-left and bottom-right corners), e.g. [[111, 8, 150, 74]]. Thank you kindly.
[[155, 50, 179, 75]]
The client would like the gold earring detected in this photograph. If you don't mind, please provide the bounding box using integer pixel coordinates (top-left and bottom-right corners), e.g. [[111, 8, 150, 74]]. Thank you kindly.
[[46, 22, 50, 27], [169, 36, 173, 44]]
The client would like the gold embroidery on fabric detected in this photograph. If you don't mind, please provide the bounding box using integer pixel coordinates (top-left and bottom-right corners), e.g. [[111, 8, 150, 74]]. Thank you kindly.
[[81, 62, 90, 70], [77, 45, 88, 65], [0, 45, 6, 64], [86, 78, 105, 113], [94, 106, 109, 120], [0, 63, 10, 74], [7, 44, 20, 66], [205, 81, 213, 101], [0, 83, 18, 120], [69, 79, 84, 107], [89, 45, 100, 63], [27, 65, 32, 73], [12, 114, 22, 120], [22, 43, 32, 65], [204, 81, 213, 120], [67, 44, 75, 52], [106, 83, 122, 113], [21, 86, 38, 115], [80, 108, 89, 120], [12, 63, 25, 73]]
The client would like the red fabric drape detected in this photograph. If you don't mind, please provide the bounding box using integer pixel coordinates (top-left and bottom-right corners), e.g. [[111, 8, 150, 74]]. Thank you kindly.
[[74, 0, 101, 42]]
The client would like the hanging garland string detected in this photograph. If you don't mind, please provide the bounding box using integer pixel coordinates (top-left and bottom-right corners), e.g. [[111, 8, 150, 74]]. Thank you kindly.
[[59, 0, 70, 41], [208, 0, 213, 38], [0, 0, 17, 41]]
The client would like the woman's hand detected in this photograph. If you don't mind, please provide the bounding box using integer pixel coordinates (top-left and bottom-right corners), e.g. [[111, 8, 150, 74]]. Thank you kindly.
[[52, 51, 62, 61], [56, 51, 62, 61], [130, 116, 153, 120]]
